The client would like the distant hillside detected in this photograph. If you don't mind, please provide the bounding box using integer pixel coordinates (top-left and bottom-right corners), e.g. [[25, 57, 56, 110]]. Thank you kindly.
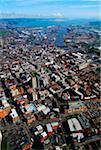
[[89, 21, 101, 30], [89, 21, 101, 26]]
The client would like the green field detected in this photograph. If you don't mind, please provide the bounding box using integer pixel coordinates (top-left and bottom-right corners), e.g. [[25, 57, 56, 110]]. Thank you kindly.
[[0, 31, 8, 37], [1, 137, 11, 150], [1, 137, 7, 150]]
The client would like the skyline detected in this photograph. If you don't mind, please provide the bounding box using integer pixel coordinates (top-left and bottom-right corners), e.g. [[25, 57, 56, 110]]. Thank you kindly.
[[0, 0, 100, 19]]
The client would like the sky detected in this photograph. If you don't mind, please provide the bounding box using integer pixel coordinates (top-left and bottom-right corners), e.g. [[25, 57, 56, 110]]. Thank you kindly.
[[0, 0, 100, 18]]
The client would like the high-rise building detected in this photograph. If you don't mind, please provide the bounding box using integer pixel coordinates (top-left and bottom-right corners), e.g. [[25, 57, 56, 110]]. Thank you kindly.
[[32, 77, 37, 89]]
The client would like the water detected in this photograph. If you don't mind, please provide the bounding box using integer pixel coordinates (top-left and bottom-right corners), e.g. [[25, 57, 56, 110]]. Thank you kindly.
[[55, 27, 67, 47], [0, 18, 98, 28]]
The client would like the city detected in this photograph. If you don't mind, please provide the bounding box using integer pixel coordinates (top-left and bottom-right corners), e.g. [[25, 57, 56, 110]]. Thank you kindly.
[[0, 0, 100, 150], [0, 21, 100, 150]]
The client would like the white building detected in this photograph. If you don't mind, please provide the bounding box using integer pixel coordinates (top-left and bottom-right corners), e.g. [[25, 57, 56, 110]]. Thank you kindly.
[[68, 118, 84, 142], [32, 77, 37, 89]]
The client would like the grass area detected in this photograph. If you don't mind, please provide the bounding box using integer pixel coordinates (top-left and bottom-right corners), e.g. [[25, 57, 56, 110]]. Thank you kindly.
[[0, 31, 8, 37], [66, 113, 79, 120], [1, 137, 7, 150], [1, 137, 12, 150]]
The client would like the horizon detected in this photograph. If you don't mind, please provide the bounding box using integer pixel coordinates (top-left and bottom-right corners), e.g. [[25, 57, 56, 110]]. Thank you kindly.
[[0, 18, 100, 20]]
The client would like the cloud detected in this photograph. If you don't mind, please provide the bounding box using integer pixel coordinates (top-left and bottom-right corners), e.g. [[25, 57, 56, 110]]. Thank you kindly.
[[0, 12, 36, 18], [53, 12, 63, 17], [82, 0, 99, 1], [69, 4, 99, 8]]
